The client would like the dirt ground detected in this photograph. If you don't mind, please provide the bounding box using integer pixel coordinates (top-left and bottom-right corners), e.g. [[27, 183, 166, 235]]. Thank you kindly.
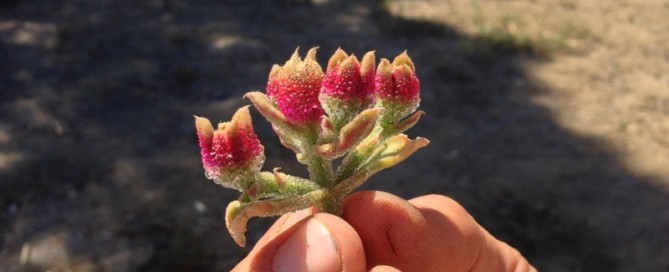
[[1, 0, 668, 271]]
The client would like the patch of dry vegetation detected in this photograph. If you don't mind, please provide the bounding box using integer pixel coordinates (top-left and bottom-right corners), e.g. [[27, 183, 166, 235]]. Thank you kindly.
[[386, 0, 669, 183], [384, 0, 599, 55]]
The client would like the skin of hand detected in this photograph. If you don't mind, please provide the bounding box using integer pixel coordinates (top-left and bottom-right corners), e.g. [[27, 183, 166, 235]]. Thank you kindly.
[[233, 191, 537, 272]]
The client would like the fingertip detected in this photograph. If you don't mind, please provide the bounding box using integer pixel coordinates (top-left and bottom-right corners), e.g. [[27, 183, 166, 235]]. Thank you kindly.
[[281, 208, 318, 232], [271, 216, 340, 272], [238, 213, 365, 272], [369, 265, 402, 272], [251, 207, 316, 254], [311, 213, 366, 272]]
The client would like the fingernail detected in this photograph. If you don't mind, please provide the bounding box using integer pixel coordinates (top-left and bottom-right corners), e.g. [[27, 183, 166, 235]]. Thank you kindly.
[[272, 218, 341, 272]]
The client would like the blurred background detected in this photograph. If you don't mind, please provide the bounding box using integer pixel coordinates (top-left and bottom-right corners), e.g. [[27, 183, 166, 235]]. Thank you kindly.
[[1, 0, 668, 271]]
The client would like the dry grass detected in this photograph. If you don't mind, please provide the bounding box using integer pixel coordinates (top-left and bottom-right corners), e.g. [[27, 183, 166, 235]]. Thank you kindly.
[[386, 0, 669, 182], [384, 0, 600, 55]]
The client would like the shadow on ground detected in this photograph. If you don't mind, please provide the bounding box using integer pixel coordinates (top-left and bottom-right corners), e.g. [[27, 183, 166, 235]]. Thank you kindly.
[[1, 0, 667, 271]]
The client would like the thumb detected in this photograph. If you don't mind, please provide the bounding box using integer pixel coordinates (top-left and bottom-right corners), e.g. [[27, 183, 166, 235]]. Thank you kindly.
[[236, 213, 366, 272]]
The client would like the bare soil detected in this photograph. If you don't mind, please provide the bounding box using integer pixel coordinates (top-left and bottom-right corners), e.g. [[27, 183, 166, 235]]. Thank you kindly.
[[1, 0, 668, 271]]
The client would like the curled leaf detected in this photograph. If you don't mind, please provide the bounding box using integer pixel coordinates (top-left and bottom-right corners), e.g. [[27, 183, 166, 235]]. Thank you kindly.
[[225, 201, 244, 245], [225, 189, 328, 247]]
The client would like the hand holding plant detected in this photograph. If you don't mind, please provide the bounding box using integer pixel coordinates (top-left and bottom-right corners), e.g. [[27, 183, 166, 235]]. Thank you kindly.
[[194, 48, 428, 247]]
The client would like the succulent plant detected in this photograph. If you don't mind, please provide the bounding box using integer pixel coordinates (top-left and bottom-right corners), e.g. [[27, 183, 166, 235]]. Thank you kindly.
[[194, 48, 428, 247]]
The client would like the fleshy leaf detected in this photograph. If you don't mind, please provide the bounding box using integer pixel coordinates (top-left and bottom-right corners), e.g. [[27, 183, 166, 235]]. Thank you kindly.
[[317, 107, 382, 159], [272, 124, 302, 154], [363, 134, 429, 173], [225, 201, 245, 246], [245, 91, 296, 130], [225, 189, 329, 247], [246, 92, 305, 152], [382, 110, 425, 137]]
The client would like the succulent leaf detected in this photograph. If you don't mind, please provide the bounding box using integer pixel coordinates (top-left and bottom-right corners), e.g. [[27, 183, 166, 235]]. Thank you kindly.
[[383, 110, 425, 137], [225, 189, 329, 247], [317, 107, 382, 159], [364, 134, 429, 172]]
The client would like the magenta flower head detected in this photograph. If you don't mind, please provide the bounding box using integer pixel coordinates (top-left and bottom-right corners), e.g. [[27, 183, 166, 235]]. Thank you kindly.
[[374, 51, 420, 126], [319, 48, 376, 129], [266, 48, 325, 125], [194, 106, 264, 190]]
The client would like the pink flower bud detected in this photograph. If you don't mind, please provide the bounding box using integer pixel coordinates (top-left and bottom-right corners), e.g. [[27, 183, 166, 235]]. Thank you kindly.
[[374, 51, 420, 125], [265, 65, 281, 99], [319, 49, 375, 128], [195, 107, 264, 189], [266, 48, 325, 125]]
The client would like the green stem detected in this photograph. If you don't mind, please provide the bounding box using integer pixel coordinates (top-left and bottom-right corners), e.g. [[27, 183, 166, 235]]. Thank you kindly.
[[316, 189, 340, 215], [332, 170, 369, 201], [305, 154, 334, 188], [302, 124, 334, 188]]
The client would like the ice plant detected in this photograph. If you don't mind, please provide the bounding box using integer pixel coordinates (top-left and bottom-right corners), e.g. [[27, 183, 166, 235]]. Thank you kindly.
[[194, 48, 429, 247]]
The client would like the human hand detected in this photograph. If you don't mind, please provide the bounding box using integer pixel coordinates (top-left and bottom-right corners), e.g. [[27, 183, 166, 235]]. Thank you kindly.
[[233, 191, 536, 272]]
